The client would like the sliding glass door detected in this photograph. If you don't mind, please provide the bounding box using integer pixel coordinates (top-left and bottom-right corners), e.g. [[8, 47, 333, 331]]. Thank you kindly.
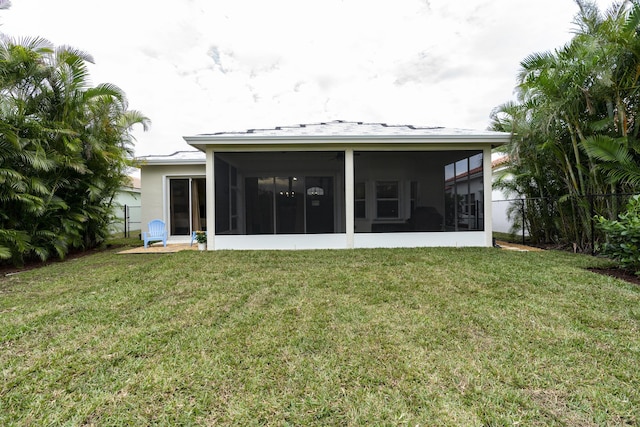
[[169, 179, 189, 235], [245, 176, 334, 235], [169, 177, 206, 235]]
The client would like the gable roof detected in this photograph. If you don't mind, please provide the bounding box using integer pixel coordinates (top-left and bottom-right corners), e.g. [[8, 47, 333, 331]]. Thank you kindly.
[[184, 120, 510, 150]]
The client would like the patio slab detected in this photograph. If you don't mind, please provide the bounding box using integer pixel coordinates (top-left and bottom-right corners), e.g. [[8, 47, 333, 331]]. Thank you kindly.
[[118, 243, 199, 254], [495, 241, 543, 252]]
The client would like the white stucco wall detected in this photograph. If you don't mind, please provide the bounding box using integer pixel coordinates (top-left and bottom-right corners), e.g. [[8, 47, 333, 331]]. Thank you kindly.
[[140, 164, 205, 233]]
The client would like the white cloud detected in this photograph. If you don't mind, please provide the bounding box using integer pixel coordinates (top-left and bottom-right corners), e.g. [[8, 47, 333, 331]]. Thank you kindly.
[[0, 0, 617, 155]]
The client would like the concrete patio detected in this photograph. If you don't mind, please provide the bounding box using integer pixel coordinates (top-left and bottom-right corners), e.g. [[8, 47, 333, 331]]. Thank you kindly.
[[118, 243, 199, 254]]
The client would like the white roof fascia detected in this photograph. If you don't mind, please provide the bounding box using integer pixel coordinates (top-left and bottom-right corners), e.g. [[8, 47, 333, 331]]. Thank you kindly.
[[138, 158, 206, 166], [184, 134, 511, 152], [137, 151, 206, 166]]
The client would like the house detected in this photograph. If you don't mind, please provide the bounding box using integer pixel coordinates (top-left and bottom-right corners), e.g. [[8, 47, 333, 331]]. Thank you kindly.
[[490, 154, 529, 236], [138, 121, 510, 250]]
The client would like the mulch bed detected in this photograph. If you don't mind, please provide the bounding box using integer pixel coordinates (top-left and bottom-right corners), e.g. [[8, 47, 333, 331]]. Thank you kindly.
[[522, 241, 640, 286], [588, 267, 640, 286], [0, 246, 116, 277]]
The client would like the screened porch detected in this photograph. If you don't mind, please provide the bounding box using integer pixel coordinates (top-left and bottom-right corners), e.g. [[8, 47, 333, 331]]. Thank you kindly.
[[209, 150, 484, 242]]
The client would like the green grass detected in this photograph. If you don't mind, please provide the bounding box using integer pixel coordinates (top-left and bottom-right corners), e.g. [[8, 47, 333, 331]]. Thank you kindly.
[[106, 231, 142, 247], [1, 247, 639, 425]]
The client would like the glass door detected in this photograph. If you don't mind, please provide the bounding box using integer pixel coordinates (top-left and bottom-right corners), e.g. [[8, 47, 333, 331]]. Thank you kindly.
[[170, 179, 190, 235], [245, 176, 333, 234], [306, 176, 334, 233], [169, 178, 206, 236], [276, 176, 304, 234]]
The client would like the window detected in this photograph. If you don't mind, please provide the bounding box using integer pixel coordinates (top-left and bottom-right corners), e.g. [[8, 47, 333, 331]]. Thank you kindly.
[[376, 181, 399, 218], [444, 151, 484, 231], [355, 182, 366, 218]]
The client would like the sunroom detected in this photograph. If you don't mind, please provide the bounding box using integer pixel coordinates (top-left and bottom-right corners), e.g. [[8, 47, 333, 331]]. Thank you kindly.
[[172, 121, 509, 250]]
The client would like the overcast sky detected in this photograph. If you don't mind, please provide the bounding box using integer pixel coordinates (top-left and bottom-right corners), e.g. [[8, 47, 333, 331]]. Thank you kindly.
[[1, 0, 615, 156]]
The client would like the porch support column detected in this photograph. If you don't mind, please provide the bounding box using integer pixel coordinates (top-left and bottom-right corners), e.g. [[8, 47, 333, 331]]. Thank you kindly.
[[345, 148, 355, 248], [205, 147, 215, 250], [483, 147, 493, 247]]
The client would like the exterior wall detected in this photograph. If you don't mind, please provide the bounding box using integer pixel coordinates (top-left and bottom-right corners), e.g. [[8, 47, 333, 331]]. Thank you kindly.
[[140, 143, 500, 249], [491, 166, 527, 236], [492, 187, 513, 234], [140, 163, 205, 234], [215, 234, 348, 250], [355, 231, 486, 248], [213, 231, 485, 250]]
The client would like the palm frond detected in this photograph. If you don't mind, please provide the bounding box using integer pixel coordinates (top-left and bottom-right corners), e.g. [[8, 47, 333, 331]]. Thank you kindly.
[[580, 135, 633, 163], [56, 45, 94, 63], [623, 1, 640, 34]]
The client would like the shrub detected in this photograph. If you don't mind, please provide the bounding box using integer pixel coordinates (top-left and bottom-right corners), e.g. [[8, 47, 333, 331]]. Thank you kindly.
[[595, 195, 640, 274], [194, 231, 207, 244]]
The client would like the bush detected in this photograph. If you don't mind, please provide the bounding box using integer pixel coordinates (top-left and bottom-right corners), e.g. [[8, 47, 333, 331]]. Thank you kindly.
[[595, 195, 640, 274]]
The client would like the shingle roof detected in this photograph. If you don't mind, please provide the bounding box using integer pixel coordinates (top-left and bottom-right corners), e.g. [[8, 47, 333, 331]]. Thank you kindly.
[[197, 120, 503, 138]]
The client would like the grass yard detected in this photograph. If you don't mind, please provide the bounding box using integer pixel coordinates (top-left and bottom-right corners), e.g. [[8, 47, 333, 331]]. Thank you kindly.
[[1, 247, 639, 425]]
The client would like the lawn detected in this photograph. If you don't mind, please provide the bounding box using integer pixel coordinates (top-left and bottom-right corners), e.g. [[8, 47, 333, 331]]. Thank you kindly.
[[1, 247, 639, 425]]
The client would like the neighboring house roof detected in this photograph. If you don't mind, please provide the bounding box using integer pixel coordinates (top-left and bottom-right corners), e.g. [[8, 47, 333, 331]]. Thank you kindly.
[[118, 175, 141, 193], [445, 165, 483, 185], [492, 155, 509, 169], [137, 150, 206, 166], [131, 176, 141, 189], [184, 120, 511, 150], [122, 176, 141, 190]]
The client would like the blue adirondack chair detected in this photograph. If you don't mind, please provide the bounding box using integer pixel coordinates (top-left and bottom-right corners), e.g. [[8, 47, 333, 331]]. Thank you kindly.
[[143, 219, 168, 248]]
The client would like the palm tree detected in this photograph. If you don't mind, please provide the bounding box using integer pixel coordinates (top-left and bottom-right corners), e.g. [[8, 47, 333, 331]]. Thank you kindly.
[[0, 36, 148, 266], [493, 0, 640, 249]]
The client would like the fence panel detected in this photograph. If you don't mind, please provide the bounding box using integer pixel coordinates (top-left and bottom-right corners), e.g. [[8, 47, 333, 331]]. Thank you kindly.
[[110, 204, 141, 238], [492, 193, 637, 253]]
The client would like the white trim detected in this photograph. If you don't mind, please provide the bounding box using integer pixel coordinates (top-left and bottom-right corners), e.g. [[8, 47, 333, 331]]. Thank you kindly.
[[184, 134, 511, 151], [215, 234, 348, 250], [209, 231, 488, 250], [163, 174, 206, 238], [206, 148, 215, 250], [345, 149, 354, 248], [483, 147, 493, 246], [162, 175, 167, 224], [354, 231, 487, 248], [186, 141, 507, 153]]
